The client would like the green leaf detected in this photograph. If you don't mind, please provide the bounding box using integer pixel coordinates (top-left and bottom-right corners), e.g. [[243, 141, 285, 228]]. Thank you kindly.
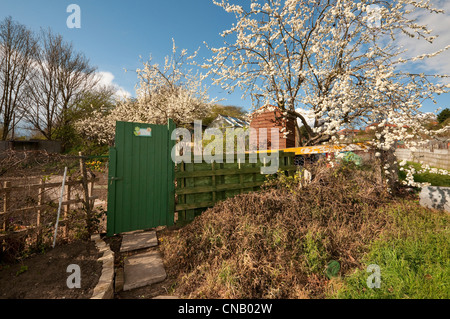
[[326, 260, 340, 279]]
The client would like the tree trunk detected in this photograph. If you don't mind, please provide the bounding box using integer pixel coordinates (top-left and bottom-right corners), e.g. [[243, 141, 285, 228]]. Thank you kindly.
[[378, 147, 400, 194]]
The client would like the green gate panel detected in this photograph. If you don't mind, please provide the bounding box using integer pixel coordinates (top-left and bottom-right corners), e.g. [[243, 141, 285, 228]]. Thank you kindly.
[[107, 120, 175, 236]]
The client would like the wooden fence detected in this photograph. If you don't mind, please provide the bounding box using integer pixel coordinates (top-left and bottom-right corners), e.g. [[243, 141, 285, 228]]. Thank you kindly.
[[0, 176, 98, 240], [175, 151, 297, 223]]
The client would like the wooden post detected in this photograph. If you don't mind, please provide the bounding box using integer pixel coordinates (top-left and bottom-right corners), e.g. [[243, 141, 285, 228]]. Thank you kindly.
[[89, 177, 95, 210], [63, 177, 71, 238], [3, 181, 11, 231], [36, 179, 44, 243], [79, 152, 93, 235]]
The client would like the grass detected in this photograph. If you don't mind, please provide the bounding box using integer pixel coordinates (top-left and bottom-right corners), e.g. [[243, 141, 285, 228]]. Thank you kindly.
[[328, 201, 449, 299], [398, 161, 450, 187], [15, 265, 28, 277]]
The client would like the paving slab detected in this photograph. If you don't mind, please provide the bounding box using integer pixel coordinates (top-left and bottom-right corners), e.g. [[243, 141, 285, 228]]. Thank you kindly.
[[123, 250, 167, 291], [153, 295, 180, 299], [115, 268, 124, 293], [120, 230, 158, 253]]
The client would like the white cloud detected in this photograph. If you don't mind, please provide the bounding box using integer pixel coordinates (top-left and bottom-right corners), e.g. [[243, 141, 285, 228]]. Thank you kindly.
[[95, 71, 132, 99], [395, 0, 450, 82]]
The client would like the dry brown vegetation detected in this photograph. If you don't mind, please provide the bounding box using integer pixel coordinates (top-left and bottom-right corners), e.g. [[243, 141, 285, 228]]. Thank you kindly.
[[160, 162, 402, 299], [0, 150, 105, 262]]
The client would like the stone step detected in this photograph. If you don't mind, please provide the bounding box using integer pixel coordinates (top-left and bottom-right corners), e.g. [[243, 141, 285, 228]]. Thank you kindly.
[[123, 250, 167, 291], [153, 295, 179, 299], [120, 230, 158, 253]]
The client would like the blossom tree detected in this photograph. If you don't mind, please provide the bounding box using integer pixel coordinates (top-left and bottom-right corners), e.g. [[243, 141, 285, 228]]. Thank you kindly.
[[77, 41, 214, 145], [205, 0, 450, 189]]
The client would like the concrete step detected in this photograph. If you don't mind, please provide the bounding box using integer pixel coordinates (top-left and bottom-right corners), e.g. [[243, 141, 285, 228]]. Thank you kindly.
[[123, 250, 167, 291], [120, 230, 158, 253]]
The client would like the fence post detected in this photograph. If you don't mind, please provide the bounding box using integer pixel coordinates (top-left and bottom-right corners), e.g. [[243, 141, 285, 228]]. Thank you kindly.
[[63, 177, 71, 238], [36, 179, 45, 244], [2, 181, 11, 231], [89, 177, 95, 210], [79, 152, 93, 235]]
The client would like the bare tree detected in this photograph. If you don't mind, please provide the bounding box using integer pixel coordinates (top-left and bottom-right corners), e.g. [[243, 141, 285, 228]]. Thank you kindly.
[[0, 16, 38, 140], [24, 28, 98, 145]]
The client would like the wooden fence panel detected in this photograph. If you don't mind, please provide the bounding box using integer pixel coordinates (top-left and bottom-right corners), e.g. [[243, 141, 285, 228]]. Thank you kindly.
[[175, 151, 296, 223]]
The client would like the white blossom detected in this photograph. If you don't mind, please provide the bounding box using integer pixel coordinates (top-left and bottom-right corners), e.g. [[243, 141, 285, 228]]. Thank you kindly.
[[76, 42, 214, 144], [207, 0, 449, 170]]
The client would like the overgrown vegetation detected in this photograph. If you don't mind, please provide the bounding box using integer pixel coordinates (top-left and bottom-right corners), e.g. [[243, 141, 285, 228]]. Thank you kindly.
[[0, 151, 106, 262], [162, 162, 388, 298], [329, 201, 449, 299], [160, 161, 449, 299]]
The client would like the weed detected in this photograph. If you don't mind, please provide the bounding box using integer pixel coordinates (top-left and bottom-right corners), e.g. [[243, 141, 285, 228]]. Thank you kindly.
[[302, 231, 329, 275], [218, 262, 237, 287], [16, 265, 28, 276]]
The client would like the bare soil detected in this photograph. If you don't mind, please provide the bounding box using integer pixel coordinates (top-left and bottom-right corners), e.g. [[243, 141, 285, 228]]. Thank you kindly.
[[0, 240, 102, 299]]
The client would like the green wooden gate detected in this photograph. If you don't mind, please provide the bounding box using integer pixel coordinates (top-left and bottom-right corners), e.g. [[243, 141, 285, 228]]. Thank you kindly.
[[107, 120, 175, 236]]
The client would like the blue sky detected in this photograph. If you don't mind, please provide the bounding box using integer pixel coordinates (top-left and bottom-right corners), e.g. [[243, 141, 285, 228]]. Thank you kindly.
[[0, 0, 449, 115], [0, 0, 252, 109]]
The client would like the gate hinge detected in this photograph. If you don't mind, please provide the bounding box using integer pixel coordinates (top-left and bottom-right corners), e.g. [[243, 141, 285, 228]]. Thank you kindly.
[[109, 177, 122, 183]]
